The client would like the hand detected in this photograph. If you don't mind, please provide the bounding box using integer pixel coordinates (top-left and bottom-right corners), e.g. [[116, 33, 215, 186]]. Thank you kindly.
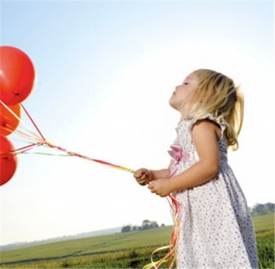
[[148, 179, 172, 197], [134, 168, 152, 186]]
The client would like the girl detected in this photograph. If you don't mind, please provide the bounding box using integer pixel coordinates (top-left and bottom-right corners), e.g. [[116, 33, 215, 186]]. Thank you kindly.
[[134, 69, 258, 269]]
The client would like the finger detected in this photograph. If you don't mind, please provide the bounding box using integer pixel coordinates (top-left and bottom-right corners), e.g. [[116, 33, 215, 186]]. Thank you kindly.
[[134, 171, 141, 177], [140, 180, 147, 186], [135, 173, 145, 180], [137, 176, 146, 182], [148, 182, 154, 190], [140, 174, 145, 180], [137, 178, 147, 186]]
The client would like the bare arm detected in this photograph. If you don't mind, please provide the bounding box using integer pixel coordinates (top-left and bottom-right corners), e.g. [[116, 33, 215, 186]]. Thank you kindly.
[[148, 120, 221, 196], [134, 160, 173, 185], [151, 160, 173, 180]]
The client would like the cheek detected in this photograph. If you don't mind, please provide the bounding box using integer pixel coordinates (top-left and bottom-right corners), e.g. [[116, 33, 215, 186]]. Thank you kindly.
[[177, 92, 188, 101]]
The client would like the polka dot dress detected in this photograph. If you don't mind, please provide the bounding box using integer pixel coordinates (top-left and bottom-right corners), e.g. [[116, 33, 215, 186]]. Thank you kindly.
[[171, 114, 258, 269]]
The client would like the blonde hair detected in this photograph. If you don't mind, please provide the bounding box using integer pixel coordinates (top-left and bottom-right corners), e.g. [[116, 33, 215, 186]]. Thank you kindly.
[[186, 69, 244, 151]]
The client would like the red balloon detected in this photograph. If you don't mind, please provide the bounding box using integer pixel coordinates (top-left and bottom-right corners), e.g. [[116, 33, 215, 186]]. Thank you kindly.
[[0, 103, 21, 136], [0, 136, 18, 186], [0, 46, 35, 105]]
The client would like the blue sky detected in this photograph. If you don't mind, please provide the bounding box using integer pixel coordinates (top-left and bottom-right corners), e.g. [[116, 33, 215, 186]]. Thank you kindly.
[[0, 0, 274, 245]]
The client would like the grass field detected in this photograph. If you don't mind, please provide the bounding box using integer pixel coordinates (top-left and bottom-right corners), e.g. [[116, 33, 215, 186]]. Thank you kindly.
[[0, 226, 172, 264], [0, 213, 274, 268], [253, 213, 274, 232]]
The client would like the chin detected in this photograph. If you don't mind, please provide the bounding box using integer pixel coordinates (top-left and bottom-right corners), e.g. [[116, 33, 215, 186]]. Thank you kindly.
[[169, 101, 179, 111]]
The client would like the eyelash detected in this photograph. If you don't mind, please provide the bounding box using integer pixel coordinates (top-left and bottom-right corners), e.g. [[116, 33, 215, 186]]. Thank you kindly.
[[184, 82, 189, 85]]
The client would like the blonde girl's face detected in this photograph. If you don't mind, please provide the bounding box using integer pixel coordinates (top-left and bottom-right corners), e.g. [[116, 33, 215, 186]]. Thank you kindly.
[[169, 73, 198, 112]]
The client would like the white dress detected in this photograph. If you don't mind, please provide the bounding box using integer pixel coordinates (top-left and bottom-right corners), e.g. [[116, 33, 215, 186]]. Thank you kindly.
[[170, 114, 258, 269]]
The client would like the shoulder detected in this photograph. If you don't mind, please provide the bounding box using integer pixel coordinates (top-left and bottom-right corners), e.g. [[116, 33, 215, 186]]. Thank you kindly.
[[190, 114, 226, 140], [192, 119, 221, 141]]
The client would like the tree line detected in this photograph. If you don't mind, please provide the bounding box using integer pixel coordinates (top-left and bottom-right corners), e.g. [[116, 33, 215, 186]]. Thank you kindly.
[[250, 202, 274, 216], [121, 220, 165, 233]]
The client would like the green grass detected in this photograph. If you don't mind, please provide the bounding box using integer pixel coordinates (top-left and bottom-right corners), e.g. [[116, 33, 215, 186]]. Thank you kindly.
[[0, 213, 274, 268], [253, 212, 274, 232], [0, 247, 170, 269], [0, 226, 172, 264], [256, 230, 274, 269]]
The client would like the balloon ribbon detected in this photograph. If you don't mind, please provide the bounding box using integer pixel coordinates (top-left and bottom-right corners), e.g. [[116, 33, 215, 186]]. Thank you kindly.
[[4, 103, 181, 269]]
